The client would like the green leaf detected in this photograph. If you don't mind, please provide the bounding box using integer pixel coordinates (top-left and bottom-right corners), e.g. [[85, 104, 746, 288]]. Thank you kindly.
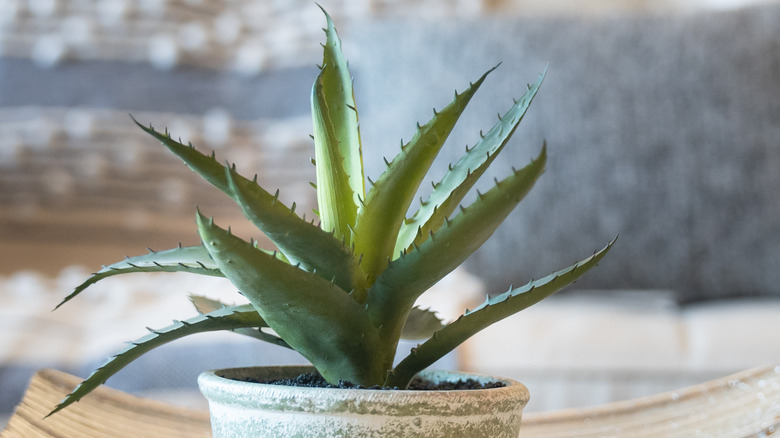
[[353, 66, 497, 282], [189, 294, 230, 314], [190, 295, 292, 348], [226, 167, 365, 293], [311, 7, 363, 241], [386, 238, 616, 388], [400, 307, 445, 340], [48, 304, 270, 416], [196, 212, 388, 386], [133, 117, 231, 194], [55, 245, 223, 310], [395, 68, 546, 255], [367, 146, 547, 334], [133, 117, 356, 284]]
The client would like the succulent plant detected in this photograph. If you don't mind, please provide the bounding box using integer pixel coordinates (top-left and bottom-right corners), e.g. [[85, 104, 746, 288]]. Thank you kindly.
[[50, 9, 614, 415]]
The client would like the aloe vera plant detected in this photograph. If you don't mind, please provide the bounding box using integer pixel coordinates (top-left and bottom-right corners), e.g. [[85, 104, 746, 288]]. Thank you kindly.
[[50, 9, 614, 415]]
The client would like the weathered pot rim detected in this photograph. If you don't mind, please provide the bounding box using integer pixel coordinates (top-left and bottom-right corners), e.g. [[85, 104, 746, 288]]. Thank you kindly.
[[198, 365, 530, 415]]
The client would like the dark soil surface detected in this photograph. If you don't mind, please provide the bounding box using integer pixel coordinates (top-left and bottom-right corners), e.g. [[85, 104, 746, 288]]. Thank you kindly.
[[232, 371, 506, 391]]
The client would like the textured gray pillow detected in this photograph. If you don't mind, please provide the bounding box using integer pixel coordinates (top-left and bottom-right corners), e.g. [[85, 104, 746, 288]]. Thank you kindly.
[[350, 4, 780, 302]]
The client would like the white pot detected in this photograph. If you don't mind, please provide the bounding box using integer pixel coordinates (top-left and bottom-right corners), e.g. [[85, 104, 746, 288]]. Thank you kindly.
[[198, 366, 530, 438]]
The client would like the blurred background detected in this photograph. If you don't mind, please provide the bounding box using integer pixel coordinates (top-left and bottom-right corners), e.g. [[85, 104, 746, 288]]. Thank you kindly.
[[1, 0, 779, 425]]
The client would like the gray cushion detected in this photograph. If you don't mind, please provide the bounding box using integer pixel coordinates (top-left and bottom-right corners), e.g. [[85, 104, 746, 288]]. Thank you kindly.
[[350, 4, 780, 302]]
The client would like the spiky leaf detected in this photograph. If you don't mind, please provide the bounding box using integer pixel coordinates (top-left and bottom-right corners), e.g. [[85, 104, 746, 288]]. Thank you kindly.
[[190, 294, 231, 314], [311, 8, 363, 240], [133, 118, 356, 282], [386, 238, 616, 388], [190, 295, 293, 348], [195, 212, 387, 385], [367, 146, 546, 335], [400, 307, 445, 340], [353, 66, 497, 281], [226, 167, 365, 293], [395, 68, 546, 255], [49, 304, 269, 416], [133, 117, 230, 194], [56, 245, 223, 309]]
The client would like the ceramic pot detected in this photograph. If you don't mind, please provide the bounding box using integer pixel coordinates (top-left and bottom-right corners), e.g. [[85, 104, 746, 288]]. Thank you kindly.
[[198, 365, 530, 438]]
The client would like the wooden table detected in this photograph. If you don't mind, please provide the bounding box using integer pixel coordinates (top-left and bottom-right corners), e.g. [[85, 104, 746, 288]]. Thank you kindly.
[[3, 365, 778, 437]]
